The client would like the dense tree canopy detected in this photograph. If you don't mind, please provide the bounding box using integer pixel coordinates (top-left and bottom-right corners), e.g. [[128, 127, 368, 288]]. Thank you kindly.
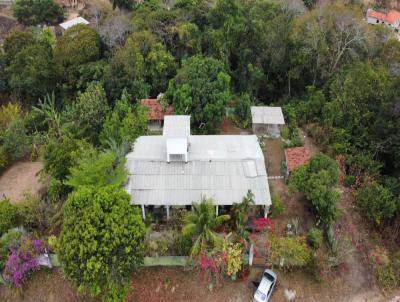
[[166, 55, 231, 133], [54, 25, 101, 87], [59, 186, 145, 300], [12, 0, 63, 26], [7, 44, 55, 104], [103, 31, 175, 100]]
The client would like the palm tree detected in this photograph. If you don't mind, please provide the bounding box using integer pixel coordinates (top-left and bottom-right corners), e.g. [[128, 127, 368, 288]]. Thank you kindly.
[[182, 198, 230, 256]]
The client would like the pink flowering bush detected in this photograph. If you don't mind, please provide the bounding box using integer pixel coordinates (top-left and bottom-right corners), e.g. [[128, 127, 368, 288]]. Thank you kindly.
[[252, 217, 273, 232], [3, 237, 44, 288]]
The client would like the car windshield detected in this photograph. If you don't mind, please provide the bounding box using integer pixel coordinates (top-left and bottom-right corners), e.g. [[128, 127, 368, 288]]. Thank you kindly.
[[264, 272, 275, 282]]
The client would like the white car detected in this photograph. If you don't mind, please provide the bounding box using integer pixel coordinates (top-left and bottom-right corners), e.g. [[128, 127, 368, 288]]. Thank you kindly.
[[253, 269, 277, 302]]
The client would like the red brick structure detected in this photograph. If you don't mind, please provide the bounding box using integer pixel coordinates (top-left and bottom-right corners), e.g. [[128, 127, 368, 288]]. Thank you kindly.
[[285, 147, 311, 173]]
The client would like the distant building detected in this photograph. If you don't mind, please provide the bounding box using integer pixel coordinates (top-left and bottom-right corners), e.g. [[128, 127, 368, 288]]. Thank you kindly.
[[284, 147, 311, 174], [59, 17, 89, 32], [366, 9, 400, 31], [251, 106, 285, 137], [125, 115, 271, 220], [141, 99, 173, 131]]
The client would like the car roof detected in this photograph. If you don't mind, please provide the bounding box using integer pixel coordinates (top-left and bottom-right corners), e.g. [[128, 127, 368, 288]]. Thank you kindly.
[[258, 276, 273, 294]]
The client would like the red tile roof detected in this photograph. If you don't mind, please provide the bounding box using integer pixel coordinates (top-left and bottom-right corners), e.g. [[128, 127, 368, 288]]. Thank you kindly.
[[367, 9, 400, 25], [285, 147, 311, 172], [140, 99, 173, 121]]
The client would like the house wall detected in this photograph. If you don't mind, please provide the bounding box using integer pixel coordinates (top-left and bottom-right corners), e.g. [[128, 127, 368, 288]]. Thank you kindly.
[[148, 120, 162, 132], [367, 15, 400, 30], [252, 123, 281, 137]]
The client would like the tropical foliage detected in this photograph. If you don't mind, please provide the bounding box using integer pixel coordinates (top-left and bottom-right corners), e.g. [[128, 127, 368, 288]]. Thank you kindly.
[[182, 198, 230, 256]]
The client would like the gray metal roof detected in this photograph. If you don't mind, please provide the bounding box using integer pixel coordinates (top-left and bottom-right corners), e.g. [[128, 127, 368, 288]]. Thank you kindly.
[[163, 115, 190, 137], [125, 135, 271, 206], [251, 106, 285, 125], [59, 17, 89, 30]]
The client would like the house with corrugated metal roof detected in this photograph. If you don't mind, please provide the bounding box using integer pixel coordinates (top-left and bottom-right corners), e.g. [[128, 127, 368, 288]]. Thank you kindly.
[[251, 106, 285, 137], [125, 115, 271, 220]]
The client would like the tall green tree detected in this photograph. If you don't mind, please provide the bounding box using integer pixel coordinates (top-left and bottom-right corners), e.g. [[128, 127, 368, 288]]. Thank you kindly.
[[166, 55, 231, 133], [74, 82, 109, 143], [7, 43, 55, 104], [59, 186, 145, 301], [54, 25, 101, 87], [182, 198, 230, 256], [289, 154, 340, 228], [3, 31, 36, 63], [100, 89, 147, 146]]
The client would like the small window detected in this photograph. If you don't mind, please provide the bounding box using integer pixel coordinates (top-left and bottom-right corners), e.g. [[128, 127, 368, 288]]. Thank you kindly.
[[376, 20, 379, 23], [169, 154, 184, 161]]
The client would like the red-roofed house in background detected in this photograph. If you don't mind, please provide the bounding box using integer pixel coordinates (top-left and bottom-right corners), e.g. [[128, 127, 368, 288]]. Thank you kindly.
[[366, 9, 400, 32], [284, 147, 311, 176], [141, 99, 173, 131]]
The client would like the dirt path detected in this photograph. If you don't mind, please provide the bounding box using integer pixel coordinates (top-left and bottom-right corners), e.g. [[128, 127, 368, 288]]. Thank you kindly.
[[220, 118, 250, 135], [0, 161, 47, 203]]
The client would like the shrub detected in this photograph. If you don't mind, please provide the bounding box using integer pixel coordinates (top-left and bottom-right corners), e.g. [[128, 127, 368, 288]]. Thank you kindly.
[[376, 265, 398, 289], [326, 225, 337, 254], [15, 195, 42, 232], [0, 199, 18, 235], [344, 175, 356, 187], [222, 240, 243, 278], [0, 103, 23, 133], [2, 118, 30, 161], [0, 147, 9, 172], [307, 228, 323, 250], [173, 234, 192, 256], [0, 228, 24, 270], [270, 193, 285, 218], [47, 235, 57, 252], [357, 182, 397, 227], [268, 235, 311, 269], [281, 125, 290, 140]]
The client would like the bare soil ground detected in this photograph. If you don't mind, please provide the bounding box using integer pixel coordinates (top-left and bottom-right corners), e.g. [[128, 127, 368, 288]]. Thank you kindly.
[[0, 161, 47, 203], [0, 269, 94, 302], [220, 118, 251, 135], [128, 267, 253, 302], [263, 138, 285, 176]]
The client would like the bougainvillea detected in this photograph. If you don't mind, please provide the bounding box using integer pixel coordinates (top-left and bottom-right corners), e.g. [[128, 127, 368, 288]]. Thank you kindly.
[[252, 217, 273, 232], [196, 251, 228, 287], [3, 237, 44, 287]]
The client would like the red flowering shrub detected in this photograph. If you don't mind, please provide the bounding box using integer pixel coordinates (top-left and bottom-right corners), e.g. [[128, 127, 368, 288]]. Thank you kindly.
[[252, 217, 273, 232]]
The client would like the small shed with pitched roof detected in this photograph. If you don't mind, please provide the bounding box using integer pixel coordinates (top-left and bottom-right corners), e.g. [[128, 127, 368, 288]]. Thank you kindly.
[[251, 106, 285, 137]]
